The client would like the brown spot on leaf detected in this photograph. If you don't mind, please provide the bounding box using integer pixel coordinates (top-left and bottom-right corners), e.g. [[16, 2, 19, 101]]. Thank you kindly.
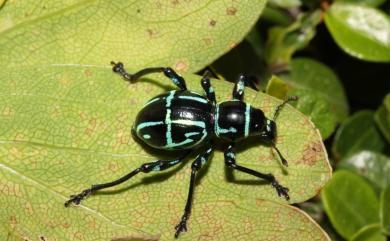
[[209, 19, 216, 27], [111, 234, 161, 241], [203, 38, 212, 46], [146, 29, 158, 39], [10, 215, 17, 228], [226, 7, 237, 16], [85, 118, 97, 136], [172, 0, 179, 6], [175, 60, 188, 72], [301, 141, 323, 166], [3, 106, 13, 116], [84, 69, 92, 77], [14, 133, 24, 141]]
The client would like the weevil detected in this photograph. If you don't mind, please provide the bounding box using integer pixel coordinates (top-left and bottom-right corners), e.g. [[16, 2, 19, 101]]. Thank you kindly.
[[65, 62, 298, 238]]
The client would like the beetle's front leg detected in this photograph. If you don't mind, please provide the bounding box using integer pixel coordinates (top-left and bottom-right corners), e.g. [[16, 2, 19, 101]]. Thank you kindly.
[[111, 61, 187, 90], [175, 145, 213, 238], [224, 144, 289, 200], [232, 75, 258, 101]]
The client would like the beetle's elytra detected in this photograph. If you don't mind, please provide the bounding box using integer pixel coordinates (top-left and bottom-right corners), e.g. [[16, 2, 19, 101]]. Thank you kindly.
[[65, 62, 298, 238]]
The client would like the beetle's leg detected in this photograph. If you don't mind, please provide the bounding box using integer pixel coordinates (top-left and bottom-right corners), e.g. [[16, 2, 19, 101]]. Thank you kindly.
[[224, 144, 289, 200], [111, 61, 187, 90], [272, 96, 299, 121], [200, 70, 216, 105], [232, 75, 258, 101], [64, 151, 192, 207], [175, 144, 213, 238]]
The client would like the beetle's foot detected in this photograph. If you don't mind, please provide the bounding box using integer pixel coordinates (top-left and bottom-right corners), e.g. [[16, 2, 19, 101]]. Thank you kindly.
[[64, 188, 93, 207], [272, 181, 290, 200], [174, 216, 188, 238]]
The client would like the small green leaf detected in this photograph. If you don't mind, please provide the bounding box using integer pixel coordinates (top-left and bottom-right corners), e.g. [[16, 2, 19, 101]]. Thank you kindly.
[[322, 170, 380, 240], [332, 111, 385, 161], [265, 11, 322, 70], [335, 0, 385, 7], [324, 2, 390, 62], [289, 89, 337, 139], [266, 75, 289, 99], [266, 76, 337, 139], [380, 186, 390, 235], [280, 57, 349, 122], [338, 150, 390, 190], [0, 66, 331, 240], [0, 1, 266, 72], [375, 93, 390, 144], [266, 75, 337, 139], [351, 224, 387, 241]]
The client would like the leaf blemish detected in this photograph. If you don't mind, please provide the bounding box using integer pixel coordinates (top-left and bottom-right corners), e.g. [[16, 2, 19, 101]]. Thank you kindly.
[[175, 60, 188, 72], [209, 19, 217, 27], [226, 7, 237, 16]]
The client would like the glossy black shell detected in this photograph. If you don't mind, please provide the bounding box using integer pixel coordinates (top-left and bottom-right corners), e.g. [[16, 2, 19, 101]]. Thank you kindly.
[[133, 90, 213, 150]]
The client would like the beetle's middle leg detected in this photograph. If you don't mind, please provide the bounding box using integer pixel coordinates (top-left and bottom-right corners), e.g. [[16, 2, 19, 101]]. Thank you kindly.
[[111, 61, 187, 90], [175, 144, 213, 238], [64, 151, 192, 207], [224, 144, 290, 200]]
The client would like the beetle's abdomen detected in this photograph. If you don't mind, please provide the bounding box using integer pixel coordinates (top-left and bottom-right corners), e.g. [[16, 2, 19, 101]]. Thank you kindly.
[[134, 90, 213, 150]]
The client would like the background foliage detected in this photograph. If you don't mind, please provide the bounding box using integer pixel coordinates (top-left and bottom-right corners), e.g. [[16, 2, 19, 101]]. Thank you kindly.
[[0, 0, 389, 240]]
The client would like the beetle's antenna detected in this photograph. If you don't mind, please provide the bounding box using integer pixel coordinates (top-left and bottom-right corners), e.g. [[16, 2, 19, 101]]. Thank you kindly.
[[272, 96, 299, 121], [111, 61, 165, 82], [272, 144, 288, 167]]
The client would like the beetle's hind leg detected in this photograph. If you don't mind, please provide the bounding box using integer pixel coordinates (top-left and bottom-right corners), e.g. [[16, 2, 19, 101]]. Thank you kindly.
[[224, 144, 289, 200], [175, 144, 213, 238], [64, 151, 192, 207], [111, 61, 187, 90]]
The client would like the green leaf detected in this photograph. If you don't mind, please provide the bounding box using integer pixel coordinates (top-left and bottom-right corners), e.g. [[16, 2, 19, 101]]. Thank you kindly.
[[351, 224, 387, 241], [289, 89, 337, 139], [0, 66, 331, 240], [0, 1, 266, 72], [280, 57, 349, 122], [332, 111, 385, 161], [266, 75, 290, 100], [338, 151, 390, 191], [335, 0, 385, 7], [266, 78, 337, 139], [375, 93, 390, 144], [322, 170, 380, 240], [380, 186, 390, 235], [324, 2, 390, 62], [265, 10, 322, 70], [268, 0, 302, 8]]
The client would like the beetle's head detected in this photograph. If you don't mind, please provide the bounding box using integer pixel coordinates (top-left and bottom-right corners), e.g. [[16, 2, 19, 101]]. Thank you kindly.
[[259, 119, 277, 143]]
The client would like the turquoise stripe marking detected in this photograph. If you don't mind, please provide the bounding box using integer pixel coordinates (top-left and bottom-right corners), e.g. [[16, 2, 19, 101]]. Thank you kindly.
[[244, 104, 250, 137], [218, 127, 237, 134], [165, 138, 194, 148], [185, 132, 200, 137], [214, 105, 237, 136], [136, 121, 164, 132], [165, 91, 175, 146], [171, 119, 206, 128], [178, 96, 208, 103], [143, 97, 160, 107]]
